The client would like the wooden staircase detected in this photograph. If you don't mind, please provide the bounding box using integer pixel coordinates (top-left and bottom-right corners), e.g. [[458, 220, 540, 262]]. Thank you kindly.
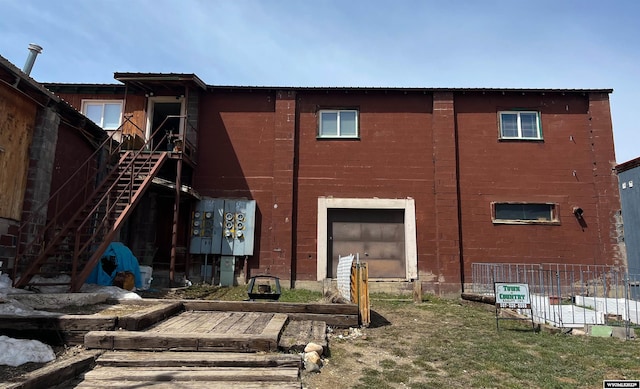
[[13, 117, 171, 292]]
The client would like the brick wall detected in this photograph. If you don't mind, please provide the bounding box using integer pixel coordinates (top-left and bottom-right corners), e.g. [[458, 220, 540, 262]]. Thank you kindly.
[[193, 90, 277, 276], [455, 92, 622, 280]]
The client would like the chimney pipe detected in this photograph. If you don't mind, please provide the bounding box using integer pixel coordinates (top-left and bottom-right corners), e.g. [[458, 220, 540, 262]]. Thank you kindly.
[[23, 43, 43, 76]]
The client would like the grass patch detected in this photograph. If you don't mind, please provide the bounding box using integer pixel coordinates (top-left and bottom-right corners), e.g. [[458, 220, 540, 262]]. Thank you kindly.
[[155, 284, 322, 302], [279, 287, 322, 302], [319, 296, 640, 389]]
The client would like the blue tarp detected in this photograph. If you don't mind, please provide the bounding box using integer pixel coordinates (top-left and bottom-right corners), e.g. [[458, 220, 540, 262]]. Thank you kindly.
[[86, 242, 143, 289]]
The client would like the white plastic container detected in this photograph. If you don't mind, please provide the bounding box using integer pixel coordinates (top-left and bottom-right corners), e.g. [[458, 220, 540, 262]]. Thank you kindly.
[[139, 266, 153, 290]]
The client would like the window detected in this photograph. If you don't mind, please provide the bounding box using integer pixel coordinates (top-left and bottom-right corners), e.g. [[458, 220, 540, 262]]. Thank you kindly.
[[81, 100, 123, 129], [499, 111, 541, 140], [318, 109, 358, 138], [492, 202, 558, 224]]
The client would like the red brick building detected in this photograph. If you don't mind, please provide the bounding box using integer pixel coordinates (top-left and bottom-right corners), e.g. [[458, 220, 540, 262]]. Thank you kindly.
[[44, 75, 623, 295]]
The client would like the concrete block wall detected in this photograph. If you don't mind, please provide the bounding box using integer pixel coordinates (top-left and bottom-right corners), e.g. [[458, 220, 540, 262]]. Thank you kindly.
[[192, 88, 621, 294]]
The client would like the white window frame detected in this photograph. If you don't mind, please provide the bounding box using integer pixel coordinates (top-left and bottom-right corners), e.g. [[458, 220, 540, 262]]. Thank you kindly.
[[499, 111, 542, 140], [318, 109, 359, 138], [491, 202, 559, 225], [81, 100, 123, 130], [317, 197, 418, 281]]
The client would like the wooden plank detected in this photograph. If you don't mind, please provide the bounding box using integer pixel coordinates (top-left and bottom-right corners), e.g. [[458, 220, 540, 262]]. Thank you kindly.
[[96, 351, 302, 368], [278, 320, 327, 353], [3, 350, 102, 389], [118, 301, 183, 330], [0, 315, 117, 331], [243, 312, 273, 334], [196, 334, 276, 352], [262, 313, 288, 337], [461, 293, 496, 305], [226, 312, 263, 334], [209, 311, 244, 333], [182, 301, 358, 315], [76, 381, 301, 388], [85, 331, 278, 352], [152, 311, 200, 333], [153, 310, 201, 332], [179, 311, 219, 333], [199, 311, 233, 333], [188, 312, 220, 334], [286, 313, 358, 327], [82, 366, 299, 382]]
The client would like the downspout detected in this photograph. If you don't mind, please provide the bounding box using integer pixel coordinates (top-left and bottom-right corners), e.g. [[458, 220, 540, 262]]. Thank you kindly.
[[453, 94, 465, 292], [290, 92, 301, 288]]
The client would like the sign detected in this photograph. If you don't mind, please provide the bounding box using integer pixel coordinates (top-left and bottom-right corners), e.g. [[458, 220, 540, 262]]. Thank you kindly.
[[495, 283, 531, 309]]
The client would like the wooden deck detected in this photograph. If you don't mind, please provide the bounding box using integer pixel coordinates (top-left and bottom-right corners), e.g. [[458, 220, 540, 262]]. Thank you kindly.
[[148, 311, 275, 335], [1, 299, 355, 388], [85, 311, 288, 352]]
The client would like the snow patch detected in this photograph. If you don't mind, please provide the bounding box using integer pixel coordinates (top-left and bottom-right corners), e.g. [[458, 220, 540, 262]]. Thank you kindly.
[[0, 336, 55, 366]]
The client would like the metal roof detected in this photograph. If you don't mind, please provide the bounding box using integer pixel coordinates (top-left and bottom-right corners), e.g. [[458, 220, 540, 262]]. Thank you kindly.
[[207, 85, 613, 93], [41, 71, 613, 94], [0, 54, 107, 144], [616, 157, 640, 173]]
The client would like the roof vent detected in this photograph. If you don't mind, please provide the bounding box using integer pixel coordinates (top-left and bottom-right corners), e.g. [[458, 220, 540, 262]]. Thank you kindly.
[[23, 43, 43, 76]]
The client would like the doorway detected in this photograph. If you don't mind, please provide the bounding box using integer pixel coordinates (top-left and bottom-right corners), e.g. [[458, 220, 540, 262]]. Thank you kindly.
[[327, 209, 405, 278], [146, 97, 184, 151]]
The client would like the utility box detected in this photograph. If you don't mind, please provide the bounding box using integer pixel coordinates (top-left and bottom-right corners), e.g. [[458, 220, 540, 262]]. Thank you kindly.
[[219, 256, 235, 287], [189, 198, 256, 255], [189, 198, 256, 286]]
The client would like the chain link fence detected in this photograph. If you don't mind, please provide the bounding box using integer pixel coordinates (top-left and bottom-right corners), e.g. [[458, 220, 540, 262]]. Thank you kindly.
[[471, 262, 640, 330]]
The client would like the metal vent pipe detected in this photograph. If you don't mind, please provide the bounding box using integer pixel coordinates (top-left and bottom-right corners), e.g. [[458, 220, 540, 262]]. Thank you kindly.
[[23, 43, 43, 76]]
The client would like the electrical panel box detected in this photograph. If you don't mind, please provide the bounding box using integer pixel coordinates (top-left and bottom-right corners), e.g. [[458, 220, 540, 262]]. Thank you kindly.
[[219, 255, 235, 286], [189, 198, 256, 256]]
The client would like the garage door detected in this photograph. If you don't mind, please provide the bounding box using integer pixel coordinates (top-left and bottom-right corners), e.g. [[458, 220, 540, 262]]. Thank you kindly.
[[327, 209, 405, 279]]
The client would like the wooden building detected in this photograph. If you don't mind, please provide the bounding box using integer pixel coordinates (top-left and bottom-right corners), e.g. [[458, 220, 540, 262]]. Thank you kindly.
[[0, 55, 106, 286]]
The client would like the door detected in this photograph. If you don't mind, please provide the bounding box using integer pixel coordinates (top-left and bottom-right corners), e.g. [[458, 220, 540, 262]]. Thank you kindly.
[[146, 97, 183, 151], [327, 209, 405, 279]]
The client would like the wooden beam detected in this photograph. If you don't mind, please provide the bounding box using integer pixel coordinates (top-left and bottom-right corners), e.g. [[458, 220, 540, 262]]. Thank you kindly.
[[117, 302, 183, 331], [3, 350, 102, 389], [82, 366, 300, 382], [0, 315, 117, 331], [84, 331, 279, 352], [96, 351, 302, 368], [183, 301, 358, 315]]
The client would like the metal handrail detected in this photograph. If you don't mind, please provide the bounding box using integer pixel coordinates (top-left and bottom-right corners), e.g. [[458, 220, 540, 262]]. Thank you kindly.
[[12, 115, 176, 288], [12, 117, 140, 284], [68, 116, 184, 287]]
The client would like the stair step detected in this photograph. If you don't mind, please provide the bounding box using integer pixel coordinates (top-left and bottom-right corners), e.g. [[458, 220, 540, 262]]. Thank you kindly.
[[96, 351, 302, 368], [79, 366, 300, 383], [15, 150, 167, 290]]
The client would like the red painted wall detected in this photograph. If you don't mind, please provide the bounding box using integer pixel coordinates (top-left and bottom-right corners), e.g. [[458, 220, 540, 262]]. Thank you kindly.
[[295, 91, 436, 280], [48, 122, 97, 223], [55, 84, 622, 293], [194, 90, 277, 274], [455, 92, 622, 278]]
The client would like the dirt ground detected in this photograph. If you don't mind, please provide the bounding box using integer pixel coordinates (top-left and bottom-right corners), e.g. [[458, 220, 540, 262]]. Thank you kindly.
[[301, 298, 448, 389], [0, 290, 479, 388]]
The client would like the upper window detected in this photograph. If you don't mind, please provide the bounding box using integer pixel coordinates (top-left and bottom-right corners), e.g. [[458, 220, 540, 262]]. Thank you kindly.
[[499, 111, 542, 140], [492, 202, 558, 225], [81, 100, 123, 130], [318, 109, 358, 138]]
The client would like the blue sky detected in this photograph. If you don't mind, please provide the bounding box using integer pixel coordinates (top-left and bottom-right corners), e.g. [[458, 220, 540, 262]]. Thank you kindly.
[[1, 0, 638, 163]]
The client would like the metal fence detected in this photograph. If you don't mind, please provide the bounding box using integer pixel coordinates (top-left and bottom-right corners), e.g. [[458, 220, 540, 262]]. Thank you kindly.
[[471, 262, 640, 331]]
